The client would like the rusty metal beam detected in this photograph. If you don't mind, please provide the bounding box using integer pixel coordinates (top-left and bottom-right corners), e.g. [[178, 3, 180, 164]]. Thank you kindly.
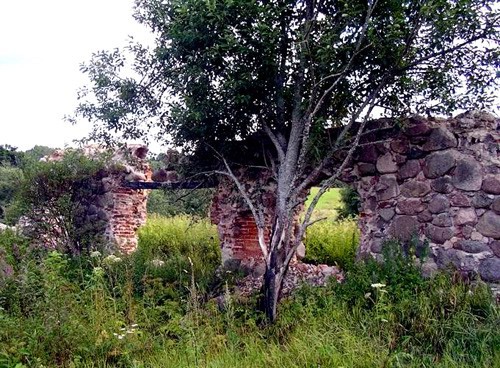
[[123, 180, 216, 190]]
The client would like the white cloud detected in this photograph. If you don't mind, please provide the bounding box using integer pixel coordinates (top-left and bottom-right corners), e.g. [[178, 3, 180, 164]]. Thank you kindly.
[[0, 0, 155, 151]]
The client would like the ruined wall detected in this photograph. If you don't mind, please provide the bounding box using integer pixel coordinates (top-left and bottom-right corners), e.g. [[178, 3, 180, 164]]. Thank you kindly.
[[351, 111, 500, 281], [41, 145, 151, 254], [210, 170, 275, 274], [211, 111, 500, 282]]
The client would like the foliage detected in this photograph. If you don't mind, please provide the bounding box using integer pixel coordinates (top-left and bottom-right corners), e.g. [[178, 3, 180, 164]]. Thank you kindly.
[[0, 166, 23, 221], [147, 188, 214, 217], [0, 222, 498, 367], [0, 145, 23, 168], [303, 217, 360, 269], [74, 0, 499, 158], [136, 214, 221, 294], [337, 186, 360, 219], [8, 151, 107, 254]]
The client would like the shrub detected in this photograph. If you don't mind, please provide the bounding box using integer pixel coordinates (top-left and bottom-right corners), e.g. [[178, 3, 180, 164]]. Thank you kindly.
[[0, 166, 24, 221], [8, 150, 107, 254], [336, 186, 360, 219], [147, 188, 214, 217]]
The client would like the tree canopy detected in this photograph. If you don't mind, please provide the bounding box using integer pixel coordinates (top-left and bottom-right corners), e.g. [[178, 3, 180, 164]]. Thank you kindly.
[[75, 0, 498, 161]]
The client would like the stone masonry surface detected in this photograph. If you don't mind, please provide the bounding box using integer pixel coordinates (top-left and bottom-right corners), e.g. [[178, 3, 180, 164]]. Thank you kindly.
[[211, 111, 500, 282]]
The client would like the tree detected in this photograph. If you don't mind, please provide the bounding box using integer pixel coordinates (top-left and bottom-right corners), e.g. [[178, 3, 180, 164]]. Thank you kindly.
[[73, 0, 499, 321]]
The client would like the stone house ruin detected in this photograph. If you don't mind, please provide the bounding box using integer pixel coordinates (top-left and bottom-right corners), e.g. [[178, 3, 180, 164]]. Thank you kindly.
[[19, 111, 500, 282], [208, 111, 500, 282]]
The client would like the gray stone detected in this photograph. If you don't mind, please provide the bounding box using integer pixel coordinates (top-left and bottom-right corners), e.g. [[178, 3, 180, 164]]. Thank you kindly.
[[376, 175, 399, 201], [401, 181, 431, 198], [456, 117, 477, 129], [390, 139, 409, 154], [357, 145, 378, 163], [428, 194, 450, 214], [397, 198, 425, 215], [454, 240, 489, 253], [251, 262, 266, 278], [379, 208, 396, 222], [436, 248, 473, 271], [357, 163, 377, 176], [476, 211, 500, 239], [390, 216, 419, 242], [452, 157, 483, 191], [371, 239, 384, 253], [425, 224, 453, 244], [476, 209, 486, 217], [489, 241, 500, 257], [492, 197, 500, 214], [296, 242, 306, 260], [481, 175, 500, 194], [455, 208, 477, 226], [449, 193, 470, 207], [398, 160, 420, 179], [408, 147, 426, 160], [404, 117, 432, 136], [423, 150, 456, 179], [422, 127, 457, 151], [462, 225, 473, 239], [376, 153, 398, 173], [432, 213, 452, 227], [431, 176, 454, 194], [472, 192, 493, 208], [417, 210, 433, 223], [421, 259, 439, 278], [478, 258, 500, 282]]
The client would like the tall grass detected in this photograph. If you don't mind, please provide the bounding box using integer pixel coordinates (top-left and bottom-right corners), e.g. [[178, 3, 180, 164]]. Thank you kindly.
[[0, 218, 499, 367], [304, 217, 360, 269]]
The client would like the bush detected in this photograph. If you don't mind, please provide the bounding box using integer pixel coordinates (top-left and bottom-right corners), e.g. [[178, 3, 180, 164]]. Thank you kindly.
[[8, 150, 107, 254], [147, 188, 214, 217], [0, 166, 23, 221], [336, 186, 360, 219]]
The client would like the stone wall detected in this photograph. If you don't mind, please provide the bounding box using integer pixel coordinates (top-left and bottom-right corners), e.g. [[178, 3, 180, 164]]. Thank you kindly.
[[350, 111, 500, 281], [211, 111, 500, 282], [39, 145, 151, 254]]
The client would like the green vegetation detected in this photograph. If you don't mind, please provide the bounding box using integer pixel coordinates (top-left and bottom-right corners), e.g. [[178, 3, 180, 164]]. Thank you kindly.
[[304, 218, 360, 270], [147, 189, 215, 218], [0, 145, 55, 222], [1, 217, 499, 367]]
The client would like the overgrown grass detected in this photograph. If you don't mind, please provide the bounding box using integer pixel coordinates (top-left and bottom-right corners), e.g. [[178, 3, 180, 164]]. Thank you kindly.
[[305, 187, 342, 220], [0, 218, 499, 367], [304, 217, 360, 269], [137, 214, 220, 290]]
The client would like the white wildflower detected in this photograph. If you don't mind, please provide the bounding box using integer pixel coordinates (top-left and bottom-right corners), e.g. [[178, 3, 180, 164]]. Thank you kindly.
[[92, 267, 104, 277], [371, 283, 386, 289], [103, 254, 122, 265], [151, 259, 165, 267], [90, 251, 101, 258]]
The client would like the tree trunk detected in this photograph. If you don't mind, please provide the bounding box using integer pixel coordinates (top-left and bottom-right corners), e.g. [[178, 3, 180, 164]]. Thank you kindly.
[[262, 264, 283, 323]]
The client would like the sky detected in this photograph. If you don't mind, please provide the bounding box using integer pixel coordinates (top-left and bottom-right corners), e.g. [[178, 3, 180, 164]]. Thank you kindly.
[[0, 0, 155, 151]]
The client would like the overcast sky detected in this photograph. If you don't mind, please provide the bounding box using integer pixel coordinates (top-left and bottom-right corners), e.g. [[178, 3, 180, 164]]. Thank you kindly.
[[0, 0, 155, 151]]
